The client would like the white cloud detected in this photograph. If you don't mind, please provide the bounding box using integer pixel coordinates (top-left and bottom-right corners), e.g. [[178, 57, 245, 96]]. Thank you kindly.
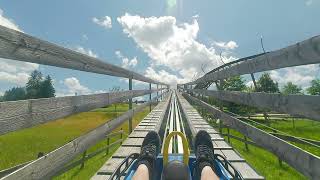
[[117, 13, 237, 86], [0, 8, 21, 32], [305, 0, 313, 6], [269, 64, 319, 89], [0, 10, 36, 86], [63, 77, 91, 95], [74, 46, 98, 58], [213, 41, 238, 50], [0, 58, 39, 85], [92, 16, 112, 29], [0, 72, 30, 86], [145, 67, 187, 87], [115, 51, 138, 69]]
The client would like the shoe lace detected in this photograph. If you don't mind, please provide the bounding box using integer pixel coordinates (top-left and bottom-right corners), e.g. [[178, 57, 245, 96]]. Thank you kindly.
[[141, 143, 157, 157], [197, 145, 214, 161]]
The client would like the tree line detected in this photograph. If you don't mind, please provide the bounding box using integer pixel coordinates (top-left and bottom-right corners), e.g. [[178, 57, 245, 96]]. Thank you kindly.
[[0, 70, 55, 102], [208, 72, 320, 115]]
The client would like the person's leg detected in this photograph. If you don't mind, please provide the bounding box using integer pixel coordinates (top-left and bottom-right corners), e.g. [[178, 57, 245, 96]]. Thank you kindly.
[[200, 166, 219, 180], [194, 130, 219, 180], [132, 131, 161, 180], [132, 164, 149, 180]]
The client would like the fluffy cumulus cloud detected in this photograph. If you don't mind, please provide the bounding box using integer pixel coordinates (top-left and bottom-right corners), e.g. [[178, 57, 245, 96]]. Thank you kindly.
[[63, 77, 91, 95], [213, 41, 238, 50], [0, 9, 39, 86], [74, 46, 98, 58], [115, 51, 138, 69], [117, 13, 237, 86], [270, 64, 319, 90], [0, 8, 21, 32], [92, 16, 112, 29]]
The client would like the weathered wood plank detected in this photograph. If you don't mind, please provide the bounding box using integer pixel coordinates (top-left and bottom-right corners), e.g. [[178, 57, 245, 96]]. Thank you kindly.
[[231, 162, 264, 179], [186, 35, 320, 85], [0, 89, 164, 135], [189, 89, 320, 122], [184, 93, 320, 179], [1, 95, 162, 180], [0, 25, 166, 85]]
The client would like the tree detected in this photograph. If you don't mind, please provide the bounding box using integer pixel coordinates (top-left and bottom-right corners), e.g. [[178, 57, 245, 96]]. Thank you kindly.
[[221, 76, 246, 91], [282, 82, 302, 95], [26, 70, 43, 99], [219, 76, 248, 114], [256, 73, 279, 93], [307, 79, 320, 95], [40, 75, 55, 98], [3, 87, 26, 101]]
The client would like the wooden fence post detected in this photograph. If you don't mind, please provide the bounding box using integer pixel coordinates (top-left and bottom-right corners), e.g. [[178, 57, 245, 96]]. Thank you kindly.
[[227, 127, 231, 143], [292, 117, 295, 129], [149, 83, 152, 112], [157, 84, 159, 102], [120, 129, 123, 145], [219, 119, 222, 135], [129, 78, 133, 133], [80, 150, 86, 169], [244, 135, 249, 151], [279, 158, 283, 167], [106, 137, 110, 155]]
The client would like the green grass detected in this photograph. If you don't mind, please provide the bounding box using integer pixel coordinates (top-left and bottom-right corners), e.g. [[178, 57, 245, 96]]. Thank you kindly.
[[54, 106, 153, 180], [221, 128, 307, 180], [92, 103, 137, 112], [0, 103, 155, 179], [195, 105, 320, 180]]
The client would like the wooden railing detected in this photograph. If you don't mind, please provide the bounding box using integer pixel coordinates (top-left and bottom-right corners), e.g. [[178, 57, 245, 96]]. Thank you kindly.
[[180, 35, 320, 179], [0, 24, 169, 179], [183, 93, 320, 179]]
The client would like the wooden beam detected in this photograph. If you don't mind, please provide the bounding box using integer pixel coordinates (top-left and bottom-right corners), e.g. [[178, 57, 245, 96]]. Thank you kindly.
[[0, 25, 165, 85], [186, 35, 320, 85], [183, 93, 320, 179], [188, 89, 320, 122], [0, 89, 164, 135]]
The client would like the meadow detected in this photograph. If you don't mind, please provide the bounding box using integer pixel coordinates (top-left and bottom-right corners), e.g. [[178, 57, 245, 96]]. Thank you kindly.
[[0, 103, 153, 179], [206, 112, 320, 180]]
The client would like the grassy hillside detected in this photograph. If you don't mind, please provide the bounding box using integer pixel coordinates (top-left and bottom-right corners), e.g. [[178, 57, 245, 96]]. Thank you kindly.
[[0, 103, 154, 179]]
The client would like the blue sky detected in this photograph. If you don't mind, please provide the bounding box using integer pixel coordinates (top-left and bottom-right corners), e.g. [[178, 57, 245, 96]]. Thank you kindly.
[[0, 0, 319, 96]]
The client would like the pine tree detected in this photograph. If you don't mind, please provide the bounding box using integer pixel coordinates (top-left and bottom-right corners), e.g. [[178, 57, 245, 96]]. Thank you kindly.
[[282, 82, 302, 95], [40, 75, 55, 98], [307, 79, 320, 95], [3, 87, 26, 101], [26, 70, 43, 99], [256, 73, 279, 93]]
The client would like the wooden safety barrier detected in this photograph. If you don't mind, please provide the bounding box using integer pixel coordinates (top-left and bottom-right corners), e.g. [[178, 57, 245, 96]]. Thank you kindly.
[[183, 93, 320, 179]]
